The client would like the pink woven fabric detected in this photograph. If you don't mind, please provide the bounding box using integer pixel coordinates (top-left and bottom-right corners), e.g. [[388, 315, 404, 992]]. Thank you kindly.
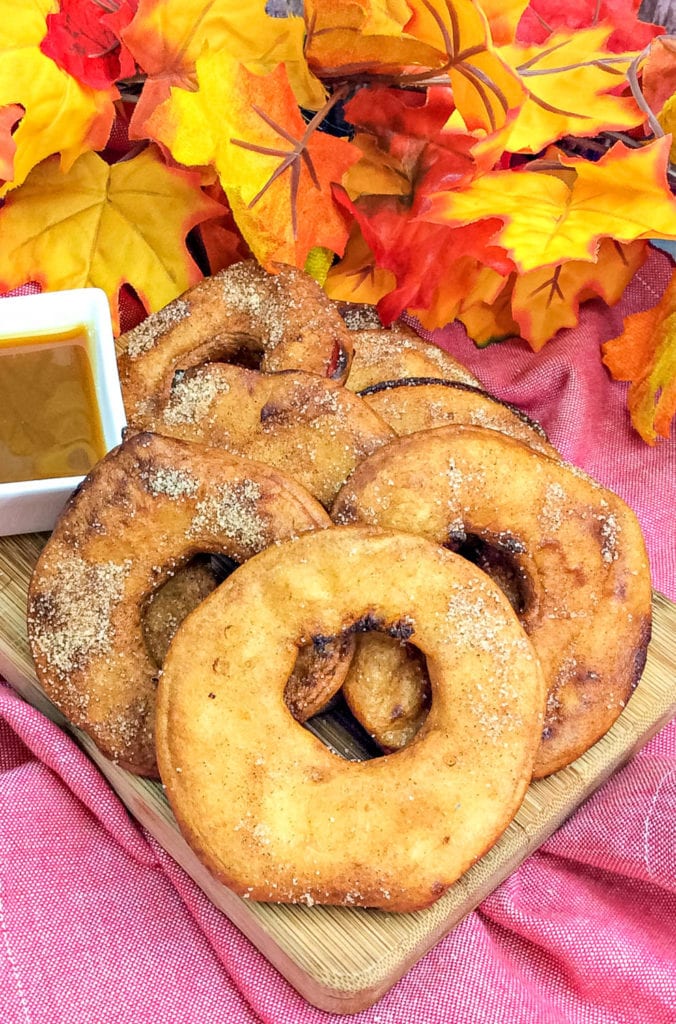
[[1, 251, 675, 1023]]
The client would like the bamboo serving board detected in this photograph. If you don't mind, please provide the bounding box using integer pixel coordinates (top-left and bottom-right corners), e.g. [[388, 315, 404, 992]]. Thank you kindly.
[[1, 531, 675, 1014]]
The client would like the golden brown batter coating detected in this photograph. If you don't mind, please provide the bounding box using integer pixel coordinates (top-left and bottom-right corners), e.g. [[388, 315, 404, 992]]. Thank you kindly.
[[118, 261, 354, 423], [27, 433, 347, 775], [360, 378, 559, 458], [332, 426, 652, 777], [131, 363, 396, 508], [345, 323, 481, 392], [156, 526, 545, 911]]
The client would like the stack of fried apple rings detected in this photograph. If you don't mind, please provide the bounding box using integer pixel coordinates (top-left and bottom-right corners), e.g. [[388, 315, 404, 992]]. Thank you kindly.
[[28, 262, 652, 912]]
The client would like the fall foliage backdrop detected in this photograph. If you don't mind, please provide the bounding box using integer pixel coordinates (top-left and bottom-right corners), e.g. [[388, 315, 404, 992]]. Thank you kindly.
[[1, 0, 675, 441]]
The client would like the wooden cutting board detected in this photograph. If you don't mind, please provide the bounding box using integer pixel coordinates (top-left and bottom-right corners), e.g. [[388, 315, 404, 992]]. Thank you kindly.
[[1, 530, 675, 1014]]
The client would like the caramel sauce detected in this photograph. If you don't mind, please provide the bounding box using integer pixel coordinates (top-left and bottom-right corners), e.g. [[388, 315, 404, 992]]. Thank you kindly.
[[0, 326, 106, 484]]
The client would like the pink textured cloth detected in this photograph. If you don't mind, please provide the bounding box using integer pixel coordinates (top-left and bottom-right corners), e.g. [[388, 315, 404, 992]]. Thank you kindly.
[[1, 251, 675, 1024]]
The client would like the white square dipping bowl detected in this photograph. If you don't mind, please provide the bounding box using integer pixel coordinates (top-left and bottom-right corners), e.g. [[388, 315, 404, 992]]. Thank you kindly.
[[0, 288, 127, 536]]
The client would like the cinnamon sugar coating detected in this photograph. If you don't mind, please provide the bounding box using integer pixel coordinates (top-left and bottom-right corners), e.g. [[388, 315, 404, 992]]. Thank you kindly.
[[27, 433, 348, 775], [345, 322, 481, 392], [118, 261, 354, 424], [332, 425, 652, 777], [131, 364, 396, 509]]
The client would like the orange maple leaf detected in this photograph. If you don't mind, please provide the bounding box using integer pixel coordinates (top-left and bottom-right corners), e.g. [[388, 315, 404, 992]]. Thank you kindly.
[[305, 0, 525, 137], [324, 221, 397, 308], [479, 0, 529, 46], [457, 273, 519, 345], [602, 269, 676, 444], [511, 239, 648, 350], [402, 0, 527, 135], [147, 50, 360, 269], [642, 36, 676, 116], [332, 184, 511, 327], [0, 147, 223, 333], [0, 0, 114, 196], [123, 0, 325, 140], [303, 0, 445, 78]]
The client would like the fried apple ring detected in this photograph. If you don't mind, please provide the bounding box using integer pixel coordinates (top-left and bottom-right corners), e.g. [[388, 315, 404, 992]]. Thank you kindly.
[[333, 426, 652, 777], [118, 261, 354, 423], [343, 381, 556, 749], [345, 322, 481, 392], [133, 363, 395, 508], [156, 526, 545, 911], [27, 433, 349, 776], [360, 378, 559, 459], [142, 553, 345, 721], [342, 633, 430, 751]]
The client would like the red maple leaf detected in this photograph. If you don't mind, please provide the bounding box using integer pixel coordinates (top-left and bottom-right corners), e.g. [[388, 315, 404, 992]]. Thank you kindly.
[[345, 85, 504, 194], [333, 185, 512, 326], [516, 0, 664, 53], [41, 0, 139, 91]]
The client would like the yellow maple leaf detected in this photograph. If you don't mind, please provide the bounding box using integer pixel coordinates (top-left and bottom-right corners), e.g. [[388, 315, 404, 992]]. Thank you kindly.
[[0, 0, 114, 196], [147, 49, 360, 269], [0, 147, 223, 333], [500, 27, 643, 153], [657, 93, 676, 165], [457, 275, 519, 346], [603, 270, 676, 444], [124, 0, 325, 140], [343, 132, 413, 200], [424, 139, 676, 272]]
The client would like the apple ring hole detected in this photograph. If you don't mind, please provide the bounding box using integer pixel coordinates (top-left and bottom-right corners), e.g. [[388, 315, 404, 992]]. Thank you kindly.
[[336, 619, 433, 755], [144, 552, 353, 725], [447, 533, 532, 616]]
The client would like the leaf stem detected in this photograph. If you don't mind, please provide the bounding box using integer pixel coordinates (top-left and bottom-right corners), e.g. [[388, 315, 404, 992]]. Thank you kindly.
[[625, 45, 664, 139]]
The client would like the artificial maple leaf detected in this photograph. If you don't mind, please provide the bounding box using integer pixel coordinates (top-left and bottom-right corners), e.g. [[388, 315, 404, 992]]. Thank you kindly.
[[324, 221, 397, 308], [343, 84, 500, 187], [602, 270, 676, 443], [41, 0, 138, 91], [123, 0, 325, 140], [303, 0, 445, 79], [147, 50, 359, 268], [457, 274, 520, 345], [500, 27, 643, 154], [196, 181, 251, 276], [306, 0, 525, 137], [404, 0, 526, 135], [333, 183, 512, 327], [516, 0, 664, 54], [344, 132, 413, 199], [510, 238, 648, 350], [0, 146, 223, 333], [423, 139, 676, 273], [479, 0, 530, 46], [0, 103, 22, 181], [657, 94, 676, 165], [641, 36, 676, 117], [343, 86, 484, 218], [0, 0, 115, 195]]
